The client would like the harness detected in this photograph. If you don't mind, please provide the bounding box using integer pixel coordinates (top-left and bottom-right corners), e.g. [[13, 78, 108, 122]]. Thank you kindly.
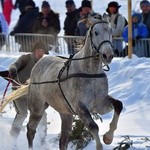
[[31, 21, 113, 114]]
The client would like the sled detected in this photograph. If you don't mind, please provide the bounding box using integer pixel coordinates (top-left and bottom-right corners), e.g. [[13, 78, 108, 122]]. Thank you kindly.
[[0, 84, 28, 112]]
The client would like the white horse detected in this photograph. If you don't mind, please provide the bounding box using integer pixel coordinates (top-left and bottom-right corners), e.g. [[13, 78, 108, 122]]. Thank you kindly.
[[26, 18, 123, 150]]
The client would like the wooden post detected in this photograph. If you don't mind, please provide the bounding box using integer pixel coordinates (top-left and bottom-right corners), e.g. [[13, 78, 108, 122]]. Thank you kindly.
[[128, 0, 132, 58]]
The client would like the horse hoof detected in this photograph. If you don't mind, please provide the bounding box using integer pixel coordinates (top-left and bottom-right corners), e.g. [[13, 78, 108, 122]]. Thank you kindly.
[[103, 133, 113, 145]]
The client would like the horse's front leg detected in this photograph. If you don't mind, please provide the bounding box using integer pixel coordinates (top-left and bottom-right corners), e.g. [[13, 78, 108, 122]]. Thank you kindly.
[[77, 101, 103, 150], [103, 95, 123, 145]]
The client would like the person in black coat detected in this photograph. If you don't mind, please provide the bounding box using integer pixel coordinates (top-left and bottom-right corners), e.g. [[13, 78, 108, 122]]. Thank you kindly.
[[32, 1, 60, 51], [10, 0, 39, 52], [64, 0, 79, 54]]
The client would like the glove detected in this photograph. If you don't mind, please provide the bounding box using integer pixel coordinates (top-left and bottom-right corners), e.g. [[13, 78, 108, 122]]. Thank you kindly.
[[9, 68, 17, 78]]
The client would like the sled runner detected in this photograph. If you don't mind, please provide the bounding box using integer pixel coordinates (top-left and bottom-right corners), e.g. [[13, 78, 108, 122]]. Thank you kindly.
[[0, 84, 28, 112]]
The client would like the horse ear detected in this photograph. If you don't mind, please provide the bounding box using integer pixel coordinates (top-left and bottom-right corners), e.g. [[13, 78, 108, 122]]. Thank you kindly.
[[102, 13, 109, 23]]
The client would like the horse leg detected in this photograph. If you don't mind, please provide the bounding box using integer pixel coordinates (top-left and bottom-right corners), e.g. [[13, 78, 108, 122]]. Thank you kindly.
[[103, 95, 123, 145], [59, 113, 73, 150], [77, 101, 103, 150], [27, 102, 47, 149]]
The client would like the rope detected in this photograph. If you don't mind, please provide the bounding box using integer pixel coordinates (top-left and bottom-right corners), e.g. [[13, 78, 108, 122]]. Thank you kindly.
[[0, 74, 22, 106], [1, 74, 11, 105]]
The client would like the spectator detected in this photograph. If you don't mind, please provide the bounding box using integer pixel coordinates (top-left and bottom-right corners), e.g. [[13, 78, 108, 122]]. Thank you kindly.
[[64, 0, 79, 54], [105, 1, 127, 56], [140, 0, 150, 37], [2, 0, 14, 25], [10, 0, 39, 52], [140, 0, 150, 57], [32, 1, 60, 50], [122, 12, 148, 57], [9, 40, 48, 140], [75, 0, 101, 36], [0, 12, 8, 50]]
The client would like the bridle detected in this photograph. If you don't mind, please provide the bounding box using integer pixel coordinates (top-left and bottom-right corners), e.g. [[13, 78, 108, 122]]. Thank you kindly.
[[31, 21, 113, 114], [89, 21, 114, 63]]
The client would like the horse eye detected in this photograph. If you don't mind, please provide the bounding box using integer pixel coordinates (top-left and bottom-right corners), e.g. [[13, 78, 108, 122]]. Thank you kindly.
[[95, 31, 99, 36]]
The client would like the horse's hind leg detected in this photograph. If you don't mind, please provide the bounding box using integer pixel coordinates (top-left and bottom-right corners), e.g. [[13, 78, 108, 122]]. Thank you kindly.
[[27, 101, 47, 149], [103, 95, 123, 145], [77, 101, 103, 150], [59, 113, 73, 150]]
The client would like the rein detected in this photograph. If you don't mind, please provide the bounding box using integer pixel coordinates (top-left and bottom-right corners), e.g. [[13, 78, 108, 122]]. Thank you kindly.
[[31, 21, 113, 114], [31, 55, 107, 114], [31, 53, 107, 85]]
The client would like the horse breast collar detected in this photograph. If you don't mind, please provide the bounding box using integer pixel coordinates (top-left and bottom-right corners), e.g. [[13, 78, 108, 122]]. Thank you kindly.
[[31, 56, 107, 114]]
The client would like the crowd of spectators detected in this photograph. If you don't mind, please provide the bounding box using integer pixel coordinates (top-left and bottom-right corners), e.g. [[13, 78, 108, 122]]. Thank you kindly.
[[0, 0, 150, 57]]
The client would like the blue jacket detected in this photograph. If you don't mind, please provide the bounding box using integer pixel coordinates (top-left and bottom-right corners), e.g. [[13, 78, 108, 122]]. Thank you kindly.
[[122, 23, 148, 42], [122, 12, 148, 42], [0, 13, 8, 35]]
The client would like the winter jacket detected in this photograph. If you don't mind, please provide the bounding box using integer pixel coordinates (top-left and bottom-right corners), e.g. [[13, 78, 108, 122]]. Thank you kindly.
[[141, 11, 150, 38], [122, 23, 148, 42], [0, 12, 8, 35], [64, 9, 79, 35], [32, 10, 60, 36], [9, 53, 39, 87], [10, 7, 39, 35], [106, 13, 126, 37], [122, 13, 148, 57]]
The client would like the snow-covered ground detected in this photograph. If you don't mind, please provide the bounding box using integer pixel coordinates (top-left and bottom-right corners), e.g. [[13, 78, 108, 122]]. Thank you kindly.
[[0, 53, 150, 150], [0, 0, 150, 150]]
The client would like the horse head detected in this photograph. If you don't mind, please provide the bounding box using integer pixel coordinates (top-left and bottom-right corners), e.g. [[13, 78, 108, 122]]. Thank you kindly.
[[88, 18, 114, 65]]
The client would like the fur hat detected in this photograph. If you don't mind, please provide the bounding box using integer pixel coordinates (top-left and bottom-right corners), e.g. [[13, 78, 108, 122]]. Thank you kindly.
[[42, 1, 50, 8], [106, 1, 121, 13], [26, 0, 36, 8], [32, 41, 48, 54], [81, 0, 91, 8], [140, 0, 150, 7], [65, 0, 75, 6]]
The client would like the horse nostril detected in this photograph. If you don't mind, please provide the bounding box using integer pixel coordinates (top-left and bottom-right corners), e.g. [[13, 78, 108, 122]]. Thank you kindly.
[[103, 54, 107, 59], [110, 54, 114, 60]]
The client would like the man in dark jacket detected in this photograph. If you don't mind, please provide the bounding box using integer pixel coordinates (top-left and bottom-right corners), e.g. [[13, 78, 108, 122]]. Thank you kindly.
[[32, 1, 60, 49], [140, 0, 150, 57], [140, 0, 150, 37], [10, 0, 39, 52], [64, 0, 79, 54], [9, 41, 47, 139], [11, 0, 39, 34]]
